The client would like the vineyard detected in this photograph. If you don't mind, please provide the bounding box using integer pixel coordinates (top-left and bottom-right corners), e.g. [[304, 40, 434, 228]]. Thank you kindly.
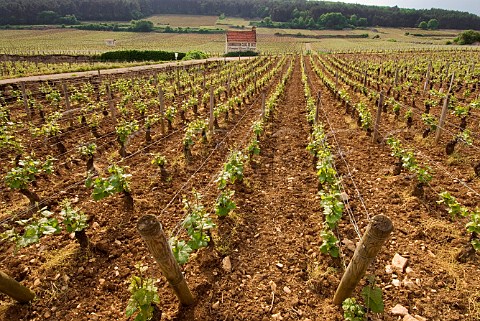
[[0, 49, 479, 321], [0, 60, 165, 81]]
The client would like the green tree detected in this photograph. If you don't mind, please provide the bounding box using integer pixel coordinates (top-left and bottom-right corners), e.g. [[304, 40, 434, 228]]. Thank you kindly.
[[58, 14, 79, 25], [418, 21, 428, 29], [319, 12, 347, 30], [358, 17, 368, 27], [130, 20, 154, 32], [454, 30, 480, 45], [349, 14, 358, 26], [261, 16, 273, 27], [427, 18, 439, 30], [37, 11, 59, 24]]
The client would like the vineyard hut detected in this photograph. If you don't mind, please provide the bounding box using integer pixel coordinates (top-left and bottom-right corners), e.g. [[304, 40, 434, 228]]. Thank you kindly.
[[225, 27, 257, 53]]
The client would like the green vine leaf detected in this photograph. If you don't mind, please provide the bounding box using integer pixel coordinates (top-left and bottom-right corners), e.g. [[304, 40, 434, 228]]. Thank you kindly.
[[361, 284, 384, 313]]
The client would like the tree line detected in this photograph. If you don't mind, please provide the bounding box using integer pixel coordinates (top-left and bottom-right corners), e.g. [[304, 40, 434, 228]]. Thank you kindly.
[[0, 0, 479, 30]]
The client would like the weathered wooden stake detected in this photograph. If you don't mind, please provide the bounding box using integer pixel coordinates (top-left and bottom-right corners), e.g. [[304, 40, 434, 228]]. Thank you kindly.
[[435, 73, 455, 144], [106, 83, 117, 124], [62, 82, 73, 127], [261, 91, 266, 119], [435, 95, 451, 144], [333, 215, 393, 305], [209, 85, 214, 133], [394, 68, 398, 87], [445, 63, 450, 83], [158, 87, 166, 135], [20, 82, 30, 120], [176, 67, 180, 94], [0, 270, 35, 303], [137, 215, 194, 305], [315, 91, 321, 125], [202, 69, 206, 90], [423, 61, 432, 92], [226, 75, 231, 98], [373, 92, 384, 143]]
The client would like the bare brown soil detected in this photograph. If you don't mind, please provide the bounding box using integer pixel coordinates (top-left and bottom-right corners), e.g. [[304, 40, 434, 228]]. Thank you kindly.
[[0, 55, 479, 321]]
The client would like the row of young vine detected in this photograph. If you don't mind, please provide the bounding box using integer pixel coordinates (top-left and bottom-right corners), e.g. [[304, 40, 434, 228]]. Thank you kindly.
[[309, 51, 480, 258]]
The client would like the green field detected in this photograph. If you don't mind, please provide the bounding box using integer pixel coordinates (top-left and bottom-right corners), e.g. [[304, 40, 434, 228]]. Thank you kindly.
[[0, 14, 472, 55]]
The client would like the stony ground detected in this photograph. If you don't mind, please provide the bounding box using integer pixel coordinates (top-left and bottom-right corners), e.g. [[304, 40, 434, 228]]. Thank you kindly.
[[0, 55, 479, 321]]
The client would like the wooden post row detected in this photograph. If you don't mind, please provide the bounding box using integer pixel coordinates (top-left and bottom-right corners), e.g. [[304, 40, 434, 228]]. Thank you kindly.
[[137, 215, 194, 305], [333, 215, 393, 305], [0, 270, 35, 303], [373, 92, 384, 143]]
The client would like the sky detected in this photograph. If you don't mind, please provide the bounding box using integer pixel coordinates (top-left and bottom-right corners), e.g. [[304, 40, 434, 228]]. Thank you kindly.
[[331, 0, 480, 16]]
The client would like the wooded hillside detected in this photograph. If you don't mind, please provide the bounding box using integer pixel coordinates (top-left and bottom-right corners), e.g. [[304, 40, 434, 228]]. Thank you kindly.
[[0, 0, 479, 30]]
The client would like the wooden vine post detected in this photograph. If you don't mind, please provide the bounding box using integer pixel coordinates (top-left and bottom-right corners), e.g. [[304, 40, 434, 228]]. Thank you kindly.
[[469, 63, 475, 77], [315, 91, 321, 125], [444, 63, 450, 86], [333, 215, 393, 305], [209, 85, 215, 134], [62, 82, 73, 127], [335, 71, 338, 91], [372, 92, 384, 143], [153, 75, 166, 135], [106, 83, 117, 124], [393, 68, 398, 88], [226, 74, 231, 99], [20, 82, 30, 120], [261, 90, 266, 120], [435, 73, 455, 144], [158, 87, 166, 135], [0, 270, 35, 303], [423, 61, 432, 92], [176, 67, 180, 94], [137, 215, 194, 305]]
